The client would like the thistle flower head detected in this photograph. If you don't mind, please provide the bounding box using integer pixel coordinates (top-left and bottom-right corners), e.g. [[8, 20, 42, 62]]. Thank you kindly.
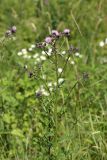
[[64, 29, 70, 34], [51, 30, 60, 37], [45, 37, 52, 44], [11, 26, 17, 33]]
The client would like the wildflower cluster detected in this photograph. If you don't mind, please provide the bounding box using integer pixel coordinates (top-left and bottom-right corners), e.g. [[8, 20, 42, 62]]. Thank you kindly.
[[5, 26, 17, 37], [17, 28, 82, 97], [0, 26, 17, 45]]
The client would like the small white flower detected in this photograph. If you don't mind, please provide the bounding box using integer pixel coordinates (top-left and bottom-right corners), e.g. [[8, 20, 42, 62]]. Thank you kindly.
[[62, 51, 66, 55], [40, 55, 46, 61], [17, 51, 23, 56], [49, 87, 53, 92], [23, 55, 31, 59], [58, 78, 64, 84], [47, 52, 51, 56], [99, 41, 104, 47], [22, 49, 27, 54], [31, 44, 35, 49], [43, 91, 49, 96], [33, 54, 39, 58], [28, 48, 33, 51], [75, 52, 80, 57], [48, 82, 52, 87], [58, 68, 63, 73], [71, 61, 75, 65], [42, 51, 46, 55], [48, 48, 52, 53], [36, 58, 41, 62]]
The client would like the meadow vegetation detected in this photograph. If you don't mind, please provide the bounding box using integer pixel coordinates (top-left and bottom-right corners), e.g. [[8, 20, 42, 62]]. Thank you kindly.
[[0, 0, 107, 159]]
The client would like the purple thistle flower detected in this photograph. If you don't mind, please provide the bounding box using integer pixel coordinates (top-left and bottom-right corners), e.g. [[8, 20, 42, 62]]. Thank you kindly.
[[51, 30, 59, 37], [64, 29, 70, 34], [45, 37, 52, 44]]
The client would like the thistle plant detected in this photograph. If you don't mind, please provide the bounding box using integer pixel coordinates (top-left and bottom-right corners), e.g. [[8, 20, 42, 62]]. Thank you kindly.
[[0, 26, 16, 45], [16, 28, 84, 159]]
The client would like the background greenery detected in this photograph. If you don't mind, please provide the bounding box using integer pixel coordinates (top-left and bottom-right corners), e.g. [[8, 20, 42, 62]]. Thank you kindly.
[[0, 0, 107, 159]]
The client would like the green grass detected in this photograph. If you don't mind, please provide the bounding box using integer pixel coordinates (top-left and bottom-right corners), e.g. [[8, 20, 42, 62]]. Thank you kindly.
[[0, 0, 107, 159]]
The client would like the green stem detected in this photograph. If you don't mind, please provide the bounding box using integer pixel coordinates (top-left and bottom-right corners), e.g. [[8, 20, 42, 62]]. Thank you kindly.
[[54, 45, 58, 144]]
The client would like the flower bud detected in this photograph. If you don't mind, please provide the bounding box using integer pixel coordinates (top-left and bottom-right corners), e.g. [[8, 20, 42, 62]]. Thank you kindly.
[[5, 30, 12, 37]]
